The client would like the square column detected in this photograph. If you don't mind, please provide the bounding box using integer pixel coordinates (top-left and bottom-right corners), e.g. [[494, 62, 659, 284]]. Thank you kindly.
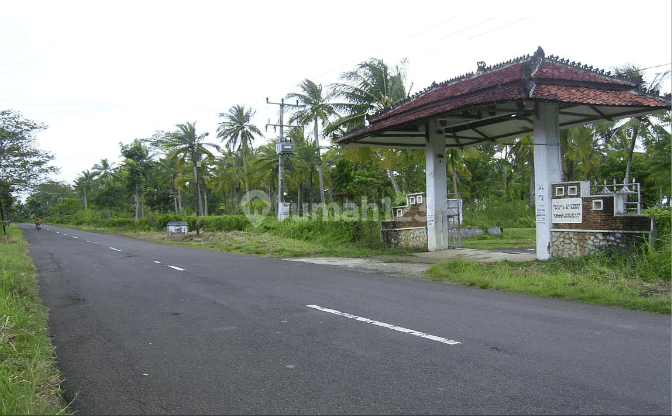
[[425, 119, 448, 251], [533, 102, 563, 260]]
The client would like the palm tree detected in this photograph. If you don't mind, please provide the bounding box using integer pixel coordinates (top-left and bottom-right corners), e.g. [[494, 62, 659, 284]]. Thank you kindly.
[[164, 122, 219, 229], [74, 170, 96, 210], [328, 58, 410, 134], [642, 111, 671, 204], [510, 135, 535, 205], [328, 59, 411, 196], [92, 158, 116, 180], [611, 66, 670, 184], [154, 157, 185, 214], [212, 153, 245, 213], [120, 139, 154, 225], [217, 105, 263, 198], [286, 79, 337, 205], [560, 125, 602, 182]]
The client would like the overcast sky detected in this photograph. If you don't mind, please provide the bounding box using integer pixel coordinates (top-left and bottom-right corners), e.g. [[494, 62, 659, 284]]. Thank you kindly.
[[2, 0, 670, 186]]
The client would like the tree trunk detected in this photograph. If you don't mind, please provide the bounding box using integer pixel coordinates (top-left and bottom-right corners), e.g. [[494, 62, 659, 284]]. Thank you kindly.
[[1, 198, 6, 235], [134, 189, 141, 227], [387, 168, 401, 195], [308, 169, 314, 214], [450, 151, 459, 196], [624, 124, 640, 184], [242, 145, 250, 198], [203, 188, 209, 216], [315, 117, 326, 205], [297, 183, 302, 216]]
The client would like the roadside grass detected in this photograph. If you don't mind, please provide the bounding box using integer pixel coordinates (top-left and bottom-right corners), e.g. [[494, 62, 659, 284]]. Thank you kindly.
[[0, 228, 68, 415], [460, 228, 535, 249], [427, 254, 671, 314], [49, 223, 424, 258], [130, 230, 423, 258]]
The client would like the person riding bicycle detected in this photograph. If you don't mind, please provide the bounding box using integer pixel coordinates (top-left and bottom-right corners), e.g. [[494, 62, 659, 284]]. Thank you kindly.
[[35, 218, 41, 230]]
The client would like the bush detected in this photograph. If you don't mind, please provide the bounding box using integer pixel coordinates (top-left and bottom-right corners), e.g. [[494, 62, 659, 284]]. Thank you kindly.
[[199, 215, 251, 232], [254, 217, 382, 248], [644, 206, 671, 246]]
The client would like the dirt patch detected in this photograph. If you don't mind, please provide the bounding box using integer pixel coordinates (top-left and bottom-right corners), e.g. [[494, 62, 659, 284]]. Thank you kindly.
[[286, 257, 431, 278], [640, 281, 671, 297]]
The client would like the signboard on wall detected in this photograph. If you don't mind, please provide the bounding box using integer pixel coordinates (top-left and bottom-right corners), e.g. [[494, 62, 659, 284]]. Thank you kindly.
[[551, 198, 582, 223]]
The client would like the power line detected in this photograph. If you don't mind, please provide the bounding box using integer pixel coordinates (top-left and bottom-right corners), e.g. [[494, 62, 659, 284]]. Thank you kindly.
[[640, 63, 671, 71]]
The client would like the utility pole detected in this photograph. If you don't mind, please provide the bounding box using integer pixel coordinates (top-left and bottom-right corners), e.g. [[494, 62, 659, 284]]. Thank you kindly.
[[266, 97, 305, 220]]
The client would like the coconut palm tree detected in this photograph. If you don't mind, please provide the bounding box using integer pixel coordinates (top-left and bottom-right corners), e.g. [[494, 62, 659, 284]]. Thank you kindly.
[[328, 58, 410, 134], [92, 158, 116, 180], [164, 122, 219, 228], [286, 79, 336, 205], [74, 170, 96, 210], [327, 59, 411, 195], [210, 150, 249, 213], [120, 139, 154, 225], [217, 105, 263, 198], [610, 66, 670, 184]]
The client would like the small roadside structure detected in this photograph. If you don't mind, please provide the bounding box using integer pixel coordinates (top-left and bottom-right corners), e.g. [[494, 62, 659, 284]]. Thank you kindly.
[[551, 180, 652, 257], [381, 192, 463, 248], [166, 221, 189, 236]]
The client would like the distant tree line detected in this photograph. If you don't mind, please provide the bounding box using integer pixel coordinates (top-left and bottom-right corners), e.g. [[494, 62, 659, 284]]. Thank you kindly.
[[2, 60, 669, 229]]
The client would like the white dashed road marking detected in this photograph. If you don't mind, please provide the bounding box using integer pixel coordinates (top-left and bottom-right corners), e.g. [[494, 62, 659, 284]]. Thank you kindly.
[[167, 265, 184, 271], [109, 247, 122, 252], [307, 305, 461, 346]]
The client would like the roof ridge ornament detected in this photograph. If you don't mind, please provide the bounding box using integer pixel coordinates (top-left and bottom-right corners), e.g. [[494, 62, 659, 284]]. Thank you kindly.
[[533, 46, 545, 58]]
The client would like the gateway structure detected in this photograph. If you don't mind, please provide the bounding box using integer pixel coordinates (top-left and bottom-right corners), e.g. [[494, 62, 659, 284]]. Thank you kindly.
[[336, 47, 670, 259]]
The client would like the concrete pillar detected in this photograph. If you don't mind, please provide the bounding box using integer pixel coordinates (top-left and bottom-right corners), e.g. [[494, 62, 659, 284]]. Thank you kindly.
[[425, 119, 448, 251], [533, 102, 563, 260]]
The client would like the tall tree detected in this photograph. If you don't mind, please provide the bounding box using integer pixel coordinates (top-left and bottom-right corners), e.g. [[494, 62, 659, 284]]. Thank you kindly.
[[328, 59, 411, 196], [74, 170, 96, 210], [217, 105, 262, 198], [328, 58, 410, 134], [92, 158, 117, 182], [642, 111, 671, 205], [164, 122, 218, 225], [611, 66, 670, 184], [120, 139, 153, 226], [0, 109, 58, 233], [286, 79, 337, 205], [212, 152, 245, 213]]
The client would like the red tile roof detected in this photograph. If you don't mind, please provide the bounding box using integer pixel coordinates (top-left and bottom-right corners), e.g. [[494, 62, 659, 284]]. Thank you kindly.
[[337, 48, 670, 145]]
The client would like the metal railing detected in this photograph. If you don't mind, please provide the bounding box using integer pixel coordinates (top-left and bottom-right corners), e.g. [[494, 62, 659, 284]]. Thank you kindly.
[[590, 179, 641, 214]]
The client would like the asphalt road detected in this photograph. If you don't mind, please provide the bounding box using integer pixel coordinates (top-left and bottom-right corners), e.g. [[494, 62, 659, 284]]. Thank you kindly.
[[22, 224, 671, 415]]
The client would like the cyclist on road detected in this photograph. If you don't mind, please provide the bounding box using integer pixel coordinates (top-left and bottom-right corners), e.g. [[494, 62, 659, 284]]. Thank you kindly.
[[35, 218, 41, 230]]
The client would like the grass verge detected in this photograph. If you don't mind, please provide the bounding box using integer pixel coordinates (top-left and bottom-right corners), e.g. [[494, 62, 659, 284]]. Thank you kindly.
[[130, 230, 424, 258], [460, 227, 536, 249], [0, 227, 68, 415], [427, 255, 671, 314]]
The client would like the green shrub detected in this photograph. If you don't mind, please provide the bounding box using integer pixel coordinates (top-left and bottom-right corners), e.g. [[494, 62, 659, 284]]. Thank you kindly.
[[199, 215, 251, 232], [254, 217, 382, 248], [644, 206, 671, 246]]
